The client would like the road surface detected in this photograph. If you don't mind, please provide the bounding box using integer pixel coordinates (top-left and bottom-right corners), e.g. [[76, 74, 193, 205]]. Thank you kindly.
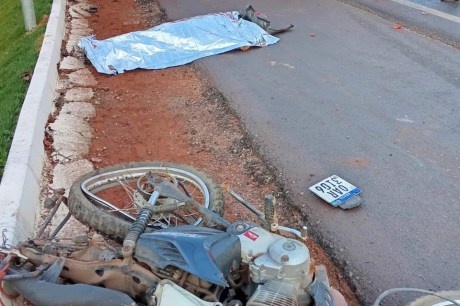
[[409, 0, 460, 16], [158, 0, 460, 304]]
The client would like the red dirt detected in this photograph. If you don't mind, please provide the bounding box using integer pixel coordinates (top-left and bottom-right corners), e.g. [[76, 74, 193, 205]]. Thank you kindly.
[[81, 0, 361, 305]]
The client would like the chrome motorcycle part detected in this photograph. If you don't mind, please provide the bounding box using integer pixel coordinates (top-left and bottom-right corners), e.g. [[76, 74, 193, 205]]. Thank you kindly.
[[226, 189, 307, 238], [68, 162, 224, 241], [144, 173, 192, 203], [277, 225, 308, 240], [35, 192, 66, 239], [225, 186, 265, 221], [247, 280, 298, 306], [123, 191, 160, 258], [136, 171, 179, 200], [250, 238, 313, 286], [237, 227, 278, 264], [228, 221, 253, 236], [48, 211, 71, 239]]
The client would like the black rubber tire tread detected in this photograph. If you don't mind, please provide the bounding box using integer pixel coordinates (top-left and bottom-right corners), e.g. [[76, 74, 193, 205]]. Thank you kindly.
[[68, 161, 224, 242]]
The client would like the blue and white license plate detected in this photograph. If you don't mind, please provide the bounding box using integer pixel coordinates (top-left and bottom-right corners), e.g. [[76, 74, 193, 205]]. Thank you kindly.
[[309, 175, 362, 207]]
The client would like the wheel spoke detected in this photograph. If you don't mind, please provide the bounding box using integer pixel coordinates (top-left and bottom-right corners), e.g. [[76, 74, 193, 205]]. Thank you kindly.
[[80, 164, 218, 229], [188, 185, 199, 197]]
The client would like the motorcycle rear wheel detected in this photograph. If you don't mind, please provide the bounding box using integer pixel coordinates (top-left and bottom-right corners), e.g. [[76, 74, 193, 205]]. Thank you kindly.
[[68, 161, 224, 241]]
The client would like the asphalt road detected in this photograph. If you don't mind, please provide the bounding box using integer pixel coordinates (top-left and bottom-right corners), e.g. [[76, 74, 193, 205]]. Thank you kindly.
[[343, 0, 460, 48], [409, 0, 460, 15], [157, 0, 460, 304]]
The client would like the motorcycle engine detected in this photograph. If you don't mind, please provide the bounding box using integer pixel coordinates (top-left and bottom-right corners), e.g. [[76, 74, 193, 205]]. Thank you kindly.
[[249, 238, 312, 284], [234, 224, 315, 306]]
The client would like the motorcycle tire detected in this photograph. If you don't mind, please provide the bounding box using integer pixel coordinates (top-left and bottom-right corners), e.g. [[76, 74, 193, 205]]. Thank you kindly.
[[68, 161, 224, 242]]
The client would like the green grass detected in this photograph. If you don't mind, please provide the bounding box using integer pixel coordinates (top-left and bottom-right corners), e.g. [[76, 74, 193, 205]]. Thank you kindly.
[[0, 0, 52, 175]]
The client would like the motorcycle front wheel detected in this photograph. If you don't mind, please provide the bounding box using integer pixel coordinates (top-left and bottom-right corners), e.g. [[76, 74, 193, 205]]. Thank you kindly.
[[68, 161, 224, 241]]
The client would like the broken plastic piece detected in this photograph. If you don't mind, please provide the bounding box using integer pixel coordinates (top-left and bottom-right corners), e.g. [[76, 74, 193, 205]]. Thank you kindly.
[[239, 5, 294, 35], [337, 194, 363, 209]]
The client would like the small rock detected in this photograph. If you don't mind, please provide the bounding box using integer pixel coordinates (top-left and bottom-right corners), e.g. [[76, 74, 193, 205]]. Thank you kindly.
[[91, 157, 102, 163], [60, 56, 85, 71]]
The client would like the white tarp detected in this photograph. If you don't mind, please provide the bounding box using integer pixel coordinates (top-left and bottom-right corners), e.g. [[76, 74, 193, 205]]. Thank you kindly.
[[79, 11, 279, 74]]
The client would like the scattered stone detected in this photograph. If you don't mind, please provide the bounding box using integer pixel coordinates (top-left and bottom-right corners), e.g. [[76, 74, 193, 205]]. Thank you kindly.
[[67, 68, 97, 87], [60, 56, 85, 71], [70, 18, 90, 30], [91, 157, 102, 163], [49, 102, 95, 160], [65, 87, 94, 102], [51, 159, 93, 192], [56, 78, 73, 91], [66, 34, 82, 54], [71, 27, 92, 37]]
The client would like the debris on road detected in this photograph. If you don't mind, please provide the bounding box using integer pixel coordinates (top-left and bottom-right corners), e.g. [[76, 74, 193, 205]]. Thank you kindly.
[[239, 5, 294, 35], [79, 10, 281, 74], [52, 0, 360, 303], [309, 175, 363, 209], [393, 24, 403, 30]]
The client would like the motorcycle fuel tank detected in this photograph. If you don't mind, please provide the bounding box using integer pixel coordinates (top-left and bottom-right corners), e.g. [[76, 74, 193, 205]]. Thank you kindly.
[[135, 225, 241, 287]]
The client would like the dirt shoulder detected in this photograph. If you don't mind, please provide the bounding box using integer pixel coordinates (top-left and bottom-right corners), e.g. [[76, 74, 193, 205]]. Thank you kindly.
[[49, 0, 361, 304]]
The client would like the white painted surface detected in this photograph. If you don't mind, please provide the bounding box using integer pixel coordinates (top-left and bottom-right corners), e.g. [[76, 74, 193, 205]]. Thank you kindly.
[[0, 0, 67, 245], [20, 0, 37, 31], [389, 0, 460, 23]]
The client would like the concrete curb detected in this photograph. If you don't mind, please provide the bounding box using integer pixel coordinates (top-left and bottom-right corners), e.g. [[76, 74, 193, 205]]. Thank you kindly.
[[0, 0, 67, 245]]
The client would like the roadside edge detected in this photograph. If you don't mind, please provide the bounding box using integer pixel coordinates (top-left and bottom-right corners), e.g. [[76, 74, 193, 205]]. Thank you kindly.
[[338, 0, 460, 49], [0, 0, 67, 245]]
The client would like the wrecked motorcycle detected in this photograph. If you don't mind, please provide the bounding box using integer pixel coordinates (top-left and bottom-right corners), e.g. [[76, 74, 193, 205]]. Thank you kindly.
[[0, 162, 340, 306]]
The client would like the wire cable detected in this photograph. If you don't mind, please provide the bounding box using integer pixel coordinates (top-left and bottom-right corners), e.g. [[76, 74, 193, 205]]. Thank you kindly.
[[373, 288, 460, 306]]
